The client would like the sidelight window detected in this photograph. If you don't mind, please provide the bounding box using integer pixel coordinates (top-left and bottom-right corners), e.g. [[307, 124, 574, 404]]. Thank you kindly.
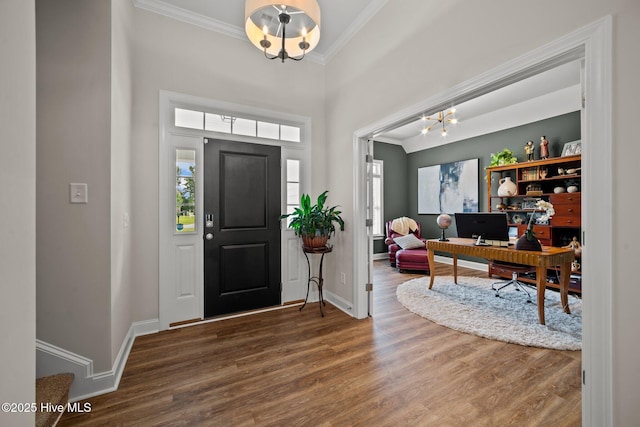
[[176, 149, 196, 233], [285, 159, 301, 222]]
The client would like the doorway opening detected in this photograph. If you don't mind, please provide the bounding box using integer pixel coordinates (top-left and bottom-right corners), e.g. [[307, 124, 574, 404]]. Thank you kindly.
[[352, 17, 612, 425]]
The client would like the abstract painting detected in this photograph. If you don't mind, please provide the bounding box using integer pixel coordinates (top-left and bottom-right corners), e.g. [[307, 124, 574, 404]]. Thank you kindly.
[[418, 158, 479, 214]]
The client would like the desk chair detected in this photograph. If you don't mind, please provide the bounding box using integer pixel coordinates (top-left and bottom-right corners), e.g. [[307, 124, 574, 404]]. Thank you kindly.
[[489, 261, 537, 303]]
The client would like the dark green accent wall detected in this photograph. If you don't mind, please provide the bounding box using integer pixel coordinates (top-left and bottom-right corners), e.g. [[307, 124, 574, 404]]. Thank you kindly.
[[373, 111, 581, 257], [408, 111, 581, 239]]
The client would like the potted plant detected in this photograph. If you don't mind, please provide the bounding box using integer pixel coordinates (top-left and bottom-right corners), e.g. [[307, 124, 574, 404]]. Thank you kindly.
[[489, 148, 518, 166], [280, 191, 345, 249]]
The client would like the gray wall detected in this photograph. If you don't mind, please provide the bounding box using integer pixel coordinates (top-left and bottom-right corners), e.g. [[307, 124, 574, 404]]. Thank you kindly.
[[0, 1, 36, 424], [36, 0, 113, 371], [408, 111, 581, 239]]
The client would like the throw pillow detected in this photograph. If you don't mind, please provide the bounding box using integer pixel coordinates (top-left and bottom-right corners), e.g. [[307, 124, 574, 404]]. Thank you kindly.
[[393, 233, 425, 250]]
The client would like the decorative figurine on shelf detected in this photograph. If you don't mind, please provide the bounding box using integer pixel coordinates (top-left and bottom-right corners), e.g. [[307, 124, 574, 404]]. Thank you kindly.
[[564, 236, 582, 257], [540, 136, 549, 159], [525, 140, 535, 161]]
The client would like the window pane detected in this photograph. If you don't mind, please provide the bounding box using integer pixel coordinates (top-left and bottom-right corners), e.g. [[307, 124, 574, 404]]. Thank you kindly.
[[176, 149, 196, 233], [232, 118, 257, 137], [372, 160, 384, 236], [287, 159, 300, 182], [258, 121, 280, 140], [373, 176, 381, 234], [281, 125, 301, 142], [205, 113, 232, 133], [175, 108, 203, 130], [287, 182, 299, 205], [286, 204, 297, 215]]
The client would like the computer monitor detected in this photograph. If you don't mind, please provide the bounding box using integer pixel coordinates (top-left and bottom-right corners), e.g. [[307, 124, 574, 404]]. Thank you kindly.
[[454, 212, 511, 243]]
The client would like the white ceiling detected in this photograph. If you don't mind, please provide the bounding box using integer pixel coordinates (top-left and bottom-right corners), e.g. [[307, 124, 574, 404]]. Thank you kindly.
[[134, 0, 582, 151], [384, 60, 582, 153], [133, 0, 389, 63]]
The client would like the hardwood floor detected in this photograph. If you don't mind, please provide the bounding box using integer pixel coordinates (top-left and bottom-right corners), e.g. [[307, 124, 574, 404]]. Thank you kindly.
[[60, 261, 581, 426]]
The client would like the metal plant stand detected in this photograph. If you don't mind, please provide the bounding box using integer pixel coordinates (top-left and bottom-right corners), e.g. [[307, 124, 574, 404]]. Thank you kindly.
[[300, 245, 332, 317]]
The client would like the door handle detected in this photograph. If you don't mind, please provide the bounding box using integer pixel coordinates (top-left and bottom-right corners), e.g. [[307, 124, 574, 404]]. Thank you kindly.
[[205, 233, 214, 240]]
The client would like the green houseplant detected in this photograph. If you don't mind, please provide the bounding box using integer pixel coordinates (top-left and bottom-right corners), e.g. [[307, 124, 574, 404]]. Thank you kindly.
[[280, 191, 345, 249], [490, 148, 518, 166]]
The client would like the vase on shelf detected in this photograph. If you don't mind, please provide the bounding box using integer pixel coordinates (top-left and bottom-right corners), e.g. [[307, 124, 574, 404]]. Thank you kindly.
[[497, 176, 517, 197]]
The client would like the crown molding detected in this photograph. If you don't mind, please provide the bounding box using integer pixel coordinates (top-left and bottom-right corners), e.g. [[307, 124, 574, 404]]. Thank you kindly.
[[322, 0, 389, 63], [133, 0, 245, 39], [133, 0, 326, 64], [133, 0, 390, 65]]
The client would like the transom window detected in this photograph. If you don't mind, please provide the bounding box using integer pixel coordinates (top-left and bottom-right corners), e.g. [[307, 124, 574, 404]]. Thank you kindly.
[[174, 107, 301, 143]]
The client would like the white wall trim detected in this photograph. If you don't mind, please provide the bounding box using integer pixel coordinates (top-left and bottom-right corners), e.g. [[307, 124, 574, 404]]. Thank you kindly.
[[353, 16, 613, 426], [36, 319, 160, 402], [324, 290, 355, 316], [322, 0, 390, 64]]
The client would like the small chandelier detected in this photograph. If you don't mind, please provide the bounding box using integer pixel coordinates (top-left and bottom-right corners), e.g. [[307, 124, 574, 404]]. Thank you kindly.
[[245, 1, 321, 63], [421, 108, 458, 137]]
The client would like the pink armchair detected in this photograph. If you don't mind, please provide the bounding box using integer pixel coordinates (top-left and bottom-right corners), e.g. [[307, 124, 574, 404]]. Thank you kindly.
[[384, 219, 423, 267]]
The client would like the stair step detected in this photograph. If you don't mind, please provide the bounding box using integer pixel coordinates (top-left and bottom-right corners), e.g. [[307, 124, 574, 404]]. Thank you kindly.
[[35, 373, 74, 427]]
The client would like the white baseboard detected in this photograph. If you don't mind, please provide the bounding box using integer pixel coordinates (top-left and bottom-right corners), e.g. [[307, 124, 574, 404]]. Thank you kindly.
[[372, 252, 388, 261], [36, 318, 160, 402], [324, 290, 355, 315], [433, 254, 487, 272]]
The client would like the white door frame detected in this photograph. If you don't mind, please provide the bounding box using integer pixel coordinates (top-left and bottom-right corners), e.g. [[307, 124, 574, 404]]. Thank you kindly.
[[159, 91, 311, 330], [352, 16, 613, 426]]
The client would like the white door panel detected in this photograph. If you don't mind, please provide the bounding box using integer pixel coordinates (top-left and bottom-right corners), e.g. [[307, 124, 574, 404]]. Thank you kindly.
[[159, 133, 203, 329]]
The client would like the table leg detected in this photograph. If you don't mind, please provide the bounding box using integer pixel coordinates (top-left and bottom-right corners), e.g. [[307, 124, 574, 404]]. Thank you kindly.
[[559, 261, 571, 314], [453, 254, 458, 284], [536, 266, 546, 325], [428, 248, 436, 289]]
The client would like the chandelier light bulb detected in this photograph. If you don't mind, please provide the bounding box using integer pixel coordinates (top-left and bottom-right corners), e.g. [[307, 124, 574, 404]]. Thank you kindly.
[[245, 0, 321, 63], [419, 108, 457, 137]]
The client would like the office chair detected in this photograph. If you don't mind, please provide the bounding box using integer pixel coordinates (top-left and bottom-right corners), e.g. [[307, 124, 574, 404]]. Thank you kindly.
[[489, 261, 537, 303]]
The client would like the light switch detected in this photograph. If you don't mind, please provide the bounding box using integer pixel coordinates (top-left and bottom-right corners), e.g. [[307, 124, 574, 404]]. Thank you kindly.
[[69, 183, 88, 204]]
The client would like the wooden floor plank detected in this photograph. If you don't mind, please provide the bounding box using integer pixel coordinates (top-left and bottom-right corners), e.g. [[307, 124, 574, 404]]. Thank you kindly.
[[59, 261, 581, 426]]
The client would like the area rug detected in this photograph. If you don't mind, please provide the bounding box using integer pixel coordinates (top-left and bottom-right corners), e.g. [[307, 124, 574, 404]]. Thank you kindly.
[[396, 276, 582, 350]]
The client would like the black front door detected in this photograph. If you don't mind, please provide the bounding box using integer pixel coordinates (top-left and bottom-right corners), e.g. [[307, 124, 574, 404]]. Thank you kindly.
[[204, 138, 281, 317]]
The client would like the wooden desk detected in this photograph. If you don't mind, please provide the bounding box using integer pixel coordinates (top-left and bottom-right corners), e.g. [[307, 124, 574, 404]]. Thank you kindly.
[[426, 238, 574, 325]]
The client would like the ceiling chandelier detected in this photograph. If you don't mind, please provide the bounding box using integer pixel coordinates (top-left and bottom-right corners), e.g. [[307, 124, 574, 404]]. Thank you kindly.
[[245, 1, 321, 63], [421, 108, 458, 137]]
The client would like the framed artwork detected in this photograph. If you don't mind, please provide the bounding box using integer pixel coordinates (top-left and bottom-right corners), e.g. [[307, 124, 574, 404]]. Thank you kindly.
[[561, 140, 582, 157], [418, 158, 479, 214]]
